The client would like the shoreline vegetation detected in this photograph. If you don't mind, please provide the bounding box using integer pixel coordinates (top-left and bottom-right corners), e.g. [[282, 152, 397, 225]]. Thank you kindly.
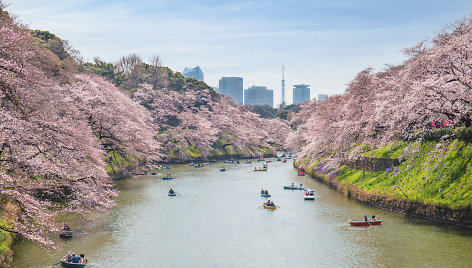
[[0, 3, 288, 265], [287, 15, 472, 229], [293, 131, 472, 228], [2, 2, 472, 267]]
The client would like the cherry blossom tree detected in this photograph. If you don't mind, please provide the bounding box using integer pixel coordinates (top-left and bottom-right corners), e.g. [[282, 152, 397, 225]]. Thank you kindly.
[[288, 14, 472, 171]]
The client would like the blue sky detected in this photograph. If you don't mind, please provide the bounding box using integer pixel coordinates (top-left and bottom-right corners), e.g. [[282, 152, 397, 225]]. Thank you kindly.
[[7, 0, 472, 105]]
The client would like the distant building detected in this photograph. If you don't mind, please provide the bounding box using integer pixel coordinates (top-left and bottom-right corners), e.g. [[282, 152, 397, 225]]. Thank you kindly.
[[318, 94, 328, 101], [293, 84, 310, 104], [244, 86, 273, 107], [182, 66, 204, 81], [219, 77, 243, 105]]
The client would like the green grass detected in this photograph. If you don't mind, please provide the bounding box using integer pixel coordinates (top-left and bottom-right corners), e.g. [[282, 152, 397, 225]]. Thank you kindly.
[[0, 213, 14, 266], [165, 135, 275, 160], [336, 139, 472, 209], [104, 150, 136, 175], [362, 140, 407, 158]]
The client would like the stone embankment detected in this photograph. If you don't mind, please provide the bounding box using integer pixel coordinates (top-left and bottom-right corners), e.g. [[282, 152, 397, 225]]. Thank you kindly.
[[340, 156, 400, 172]]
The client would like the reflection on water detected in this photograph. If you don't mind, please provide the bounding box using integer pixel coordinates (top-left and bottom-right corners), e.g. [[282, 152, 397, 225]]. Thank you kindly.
[[11, 159, 472, 267]]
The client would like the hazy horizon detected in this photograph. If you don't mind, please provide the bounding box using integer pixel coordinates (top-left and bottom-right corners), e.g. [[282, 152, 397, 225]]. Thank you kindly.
[[8, 0, 472, 105]]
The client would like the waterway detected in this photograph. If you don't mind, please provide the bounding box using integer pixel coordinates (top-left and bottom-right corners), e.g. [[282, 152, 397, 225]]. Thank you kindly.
[[11, 158, 472, 267]]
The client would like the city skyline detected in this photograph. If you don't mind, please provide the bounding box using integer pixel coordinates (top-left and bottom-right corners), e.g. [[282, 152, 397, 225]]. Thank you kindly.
[[8, 0, 472, 106]]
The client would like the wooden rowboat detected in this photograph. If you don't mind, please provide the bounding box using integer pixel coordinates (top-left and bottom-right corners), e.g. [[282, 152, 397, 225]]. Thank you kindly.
[[59, 230, 73, 239], [304, 195, 315, 200], [283, 186, 305, 190], [263, 205, 276, 210], [253, 168, 268, 172], [162, 174, 174, 180], [60, 258, 86, 268], [349, 220, 382, 226]]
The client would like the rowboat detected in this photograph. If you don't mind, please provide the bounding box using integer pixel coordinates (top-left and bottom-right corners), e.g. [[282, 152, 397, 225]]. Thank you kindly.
[[60, 258, 86, 268], [162, 174, 174, 180], [283, 186, 305, 190], [304, 192, 315, 200], [261, 194, 271, 197], [151, 172, 157, 175], [134, 171, 147, 175], [349, 220, 382, 226], [298, 171, 305, 176], [253, 168, 268, 172], [168, 193, 176, 196], [59, 230, 73, 238], [220, 168, 226, 172], [263, 205, 276, 210]]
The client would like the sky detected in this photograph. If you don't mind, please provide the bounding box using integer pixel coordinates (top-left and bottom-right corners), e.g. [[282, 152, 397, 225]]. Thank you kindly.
[[6, 0, 472, 106]]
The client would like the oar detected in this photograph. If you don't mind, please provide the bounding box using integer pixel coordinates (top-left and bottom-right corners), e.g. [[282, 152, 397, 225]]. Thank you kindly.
[[51, 261, 61, 267], [71, 229, 86, 233], [366, 218, 371, 226]]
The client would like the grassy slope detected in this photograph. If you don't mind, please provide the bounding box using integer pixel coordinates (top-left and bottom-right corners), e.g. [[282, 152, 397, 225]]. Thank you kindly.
[[0, 204, 16, 267], [336, 138, 472, 209], [165, 135, 274, 161]]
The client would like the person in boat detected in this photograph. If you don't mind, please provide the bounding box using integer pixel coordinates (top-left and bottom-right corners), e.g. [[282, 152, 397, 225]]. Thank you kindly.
[[270, 201, 275, 206], [265, 200, 271, 206], [372, 215, 377, 221], [364, 215, 369, 222], [63, 222, 71, 231], [169, 188, 175, 194], [65, 251, 72, 262], [71, 253, 81, 263], [79, 254, 87, 264], [291, 183, 295, 187], [264, 190, 268, 194], [261, 189, 265, 194], [299, 184, 303, 188]]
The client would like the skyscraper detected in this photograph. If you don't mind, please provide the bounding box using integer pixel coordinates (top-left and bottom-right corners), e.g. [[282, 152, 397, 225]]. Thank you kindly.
[[244, 86, 274, 107], [182, 66, 204, 81], [293, 84, 310, 104], [219, 77, 243, 105], [318, 94, 328, 101], [281, 66, 286, 108]]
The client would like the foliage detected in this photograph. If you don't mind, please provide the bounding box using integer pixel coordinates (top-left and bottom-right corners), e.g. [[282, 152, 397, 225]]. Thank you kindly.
[[83, 59, 126, 86], [336, 139, 472, 209], [288, 15, 472, 171], [247, 105, 278, 118], [132, 84, 289, 161], [0, 9, 160, 245], [276, 110, 289, 120]]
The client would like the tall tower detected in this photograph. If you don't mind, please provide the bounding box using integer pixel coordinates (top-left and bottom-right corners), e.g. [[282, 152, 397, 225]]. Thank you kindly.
[[281, 66, 286, 108]]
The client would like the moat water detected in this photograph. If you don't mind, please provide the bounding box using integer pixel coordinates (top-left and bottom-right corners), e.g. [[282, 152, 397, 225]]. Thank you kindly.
[[11, 158, 472, 267]]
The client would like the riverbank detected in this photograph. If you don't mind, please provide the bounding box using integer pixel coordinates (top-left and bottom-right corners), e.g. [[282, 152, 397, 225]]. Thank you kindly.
[[0, 202, 18, 268], [0, 225, 14, 268], [293, 137, 472, 227]]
